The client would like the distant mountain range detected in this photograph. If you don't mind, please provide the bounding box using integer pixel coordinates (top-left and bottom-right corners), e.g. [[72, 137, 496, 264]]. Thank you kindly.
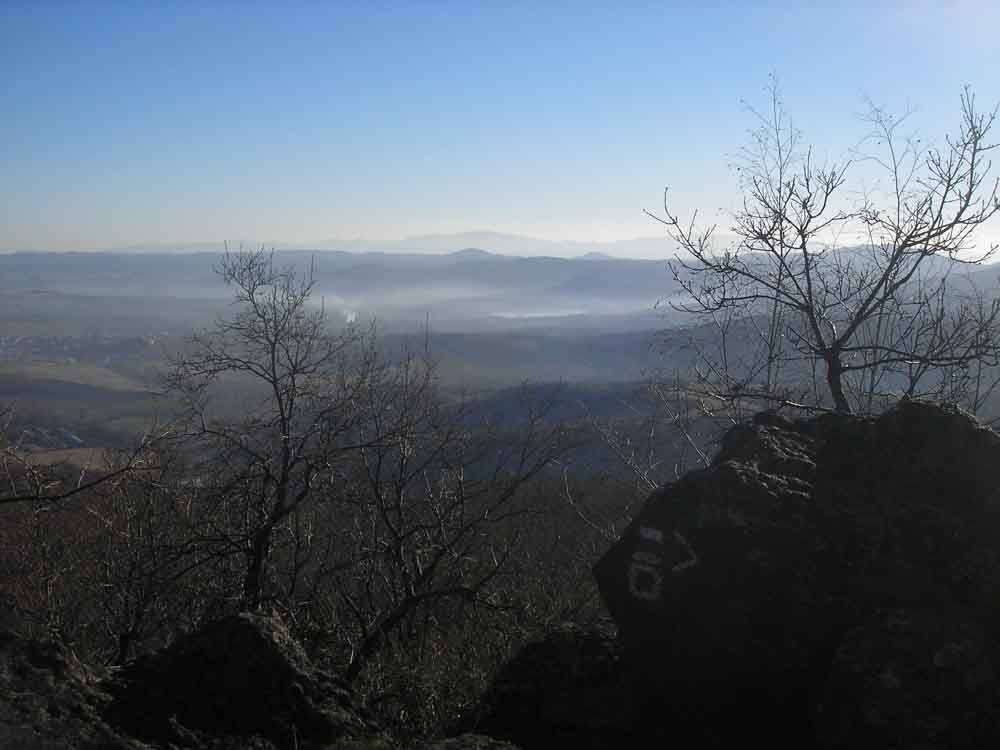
[[3, 243, 997, 339], [11, 231, 681, 261], [312, 231, 678, 259]]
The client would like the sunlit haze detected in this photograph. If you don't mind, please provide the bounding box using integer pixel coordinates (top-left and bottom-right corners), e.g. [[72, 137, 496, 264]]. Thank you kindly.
[[3, 1, 998, 256]]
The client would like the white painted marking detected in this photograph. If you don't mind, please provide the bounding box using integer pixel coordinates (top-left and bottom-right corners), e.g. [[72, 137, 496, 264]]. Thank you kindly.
[[628, 562, 663, 601], [638, 526, 664, 544]]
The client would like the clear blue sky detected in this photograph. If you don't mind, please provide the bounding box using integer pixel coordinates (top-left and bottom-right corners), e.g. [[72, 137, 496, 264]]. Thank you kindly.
[[2, 1, 998, 253]]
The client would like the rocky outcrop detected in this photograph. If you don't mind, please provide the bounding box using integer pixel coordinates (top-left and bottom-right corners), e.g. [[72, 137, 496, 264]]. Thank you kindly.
[[586, 399, 1000, 748], [0, 628, 141, 749], [0, 611, 524, 750], [104, 612, 377, 749], [0, 613, 399, 749], [474, 401, 1000, 748]]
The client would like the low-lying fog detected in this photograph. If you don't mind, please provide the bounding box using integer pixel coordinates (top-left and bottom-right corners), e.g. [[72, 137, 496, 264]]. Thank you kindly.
[[0, 249, 680, 334], [5, 247, 991, 388]]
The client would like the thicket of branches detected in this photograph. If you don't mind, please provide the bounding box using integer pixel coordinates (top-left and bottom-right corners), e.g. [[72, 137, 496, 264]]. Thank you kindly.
[[0, 248, 611, 735], [652, 83, 1000, 416], [572, 87, 1000, 521]]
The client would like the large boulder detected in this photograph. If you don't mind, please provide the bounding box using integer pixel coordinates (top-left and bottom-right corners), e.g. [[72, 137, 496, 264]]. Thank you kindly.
[[104, 612, 377, 749], [592, 400, 1000, 747]]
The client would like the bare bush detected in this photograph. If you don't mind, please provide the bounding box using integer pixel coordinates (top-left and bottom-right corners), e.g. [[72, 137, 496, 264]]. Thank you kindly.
[[653, 83, 1000, 415]]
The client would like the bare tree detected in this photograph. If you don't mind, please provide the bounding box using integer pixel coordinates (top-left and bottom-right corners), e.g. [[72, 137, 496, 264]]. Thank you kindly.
[[333, 371, 567, 680], [165, 246, 375, 610], [165, 246, 571, 665], [653, 83, 1000, 414]]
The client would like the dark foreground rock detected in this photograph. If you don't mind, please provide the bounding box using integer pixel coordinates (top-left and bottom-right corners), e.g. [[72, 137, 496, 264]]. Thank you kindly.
[[472, 624, 636, 749], [579, 399, 1000, 748], [0, 612, 393, 750], [815, 608, 997, 748], [418, 736, 521, 750], [104, 612, 377, 749], [0, 628, 141, 749], [0, 612, 522, 749]]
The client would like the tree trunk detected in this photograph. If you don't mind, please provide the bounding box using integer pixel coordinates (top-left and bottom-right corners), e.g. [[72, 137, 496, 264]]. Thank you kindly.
[[243, 527, 271, 610], [825, 352, 851, 413], [114, 630, 134, 666]]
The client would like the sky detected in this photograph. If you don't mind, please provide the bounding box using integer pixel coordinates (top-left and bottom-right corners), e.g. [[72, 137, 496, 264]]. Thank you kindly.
[[2, 0, 999, 256]]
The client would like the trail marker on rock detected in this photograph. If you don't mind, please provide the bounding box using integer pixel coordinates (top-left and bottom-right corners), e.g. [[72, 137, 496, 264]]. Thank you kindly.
[[628, 526, 665, 601]]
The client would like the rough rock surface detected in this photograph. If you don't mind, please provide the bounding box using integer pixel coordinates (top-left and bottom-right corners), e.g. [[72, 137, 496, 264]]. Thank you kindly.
[[815, 609, 997, 748], [472, 624, 635, 749], [0, 628, 142, 749], [0, 611, 523, 750], [104, 612, 376, 749], [584, 399, 1000, 748]]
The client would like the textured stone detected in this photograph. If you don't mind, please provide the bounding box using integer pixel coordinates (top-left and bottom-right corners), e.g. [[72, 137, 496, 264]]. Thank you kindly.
[[472, 623, 633, 749], [0, 629, 143, 750], [104, 612, 373, 749], [589, 399, 1000, 747], [815, 609, 999, 749]]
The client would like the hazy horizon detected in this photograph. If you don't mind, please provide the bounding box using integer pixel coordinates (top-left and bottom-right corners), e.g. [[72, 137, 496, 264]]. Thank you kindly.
[[0, 230, 689, 261], [7, 228, 1000, 265]]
